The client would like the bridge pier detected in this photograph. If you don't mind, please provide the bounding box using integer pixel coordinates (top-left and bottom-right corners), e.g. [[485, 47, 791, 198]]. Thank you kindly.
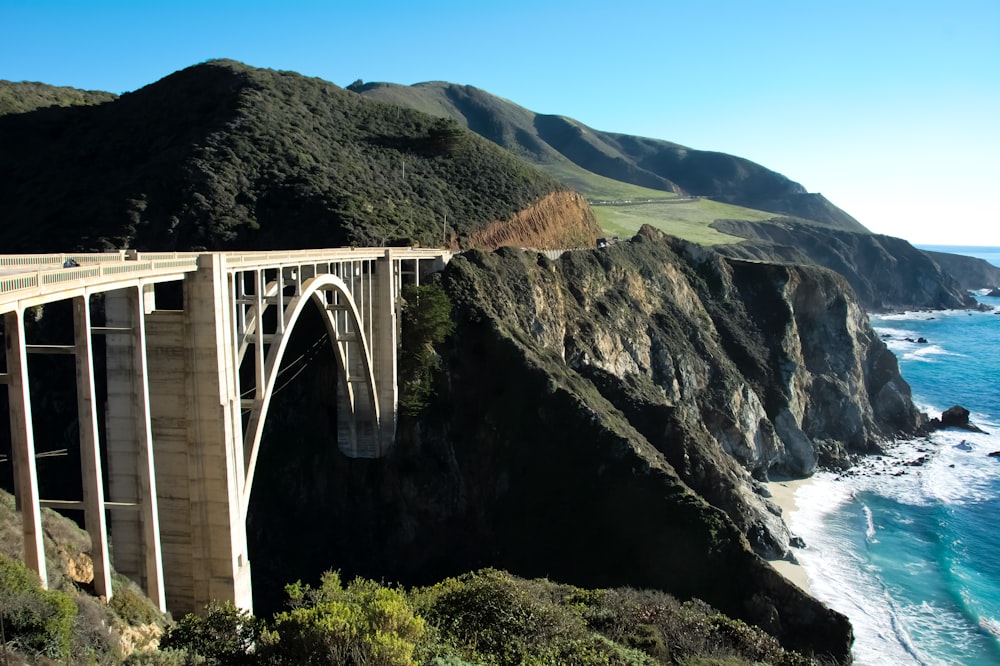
[[373, 255, 399, 447], [105, 286, 166, 611], [146, 255, 252, 614], [3, 309, 47, 588], [73, 295, 113, 602]]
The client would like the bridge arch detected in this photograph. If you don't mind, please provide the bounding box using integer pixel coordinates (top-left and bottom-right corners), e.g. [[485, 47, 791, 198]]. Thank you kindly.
[[0, 247, 451, 615], [239, 273, 378, 514]]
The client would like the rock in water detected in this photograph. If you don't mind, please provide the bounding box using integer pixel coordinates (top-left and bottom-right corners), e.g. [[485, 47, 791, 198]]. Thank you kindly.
[[938, 405, 987, 433]]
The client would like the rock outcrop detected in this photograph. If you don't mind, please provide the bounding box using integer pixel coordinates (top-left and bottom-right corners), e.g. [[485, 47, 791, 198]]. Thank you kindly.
[[249, 227, 924, 662], [926, 404, 987, 434], [713, 218, 975, 311], [924, 250, 1000, 292]]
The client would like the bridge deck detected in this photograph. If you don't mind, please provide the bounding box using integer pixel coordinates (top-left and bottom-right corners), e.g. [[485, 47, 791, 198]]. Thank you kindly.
[[0, 247, 451, 313]]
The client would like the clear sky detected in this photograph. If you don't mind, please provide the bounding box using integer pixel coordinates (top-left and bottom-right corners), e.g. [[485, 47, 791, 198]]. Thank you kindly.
[[3, 0, 998, 245]]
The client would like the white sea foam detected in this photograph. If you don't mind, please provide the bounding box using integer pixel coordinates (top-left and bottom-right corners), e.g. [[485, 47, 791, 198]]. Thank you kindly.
[[801, 296, 1000, 664], [788, 428, 1000, 664], [902, 344, 958, 363], [791, 473, 967, 665], [863, 504, 876, 539]]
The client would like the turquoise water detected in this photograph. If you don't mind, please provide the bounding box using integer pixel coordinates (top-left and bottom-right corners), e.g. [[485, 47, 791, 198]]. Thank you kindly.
[[788, 247, 1000, 665]]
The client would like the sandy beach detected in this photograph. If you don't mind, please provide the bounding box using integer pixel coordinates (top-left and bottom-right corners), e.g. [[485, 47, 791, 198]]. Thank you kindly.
[[764, 477, 814, 595]]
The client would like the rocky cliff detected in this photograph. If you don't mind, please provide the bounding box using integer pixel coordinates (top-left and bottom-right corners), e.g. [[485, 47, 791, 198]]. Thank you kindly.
[[248, 228, 925, 662], [924, 249, 1000, 291], [712, 218, 975, 311]]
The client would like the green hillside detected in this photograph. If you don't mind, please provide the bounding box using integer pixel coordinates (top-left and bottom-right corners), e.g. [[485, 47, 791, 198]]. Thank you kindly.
[[0, 62, 568, 252], [352, 80, 868, 240], [0, 80, 117, 116], [595, 198, 776, 245]]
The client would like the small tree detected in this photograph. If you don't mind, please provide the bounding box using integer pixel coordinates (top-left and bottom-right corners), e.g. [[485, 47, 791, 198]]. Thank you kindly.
[[398, 282, 455, 415]]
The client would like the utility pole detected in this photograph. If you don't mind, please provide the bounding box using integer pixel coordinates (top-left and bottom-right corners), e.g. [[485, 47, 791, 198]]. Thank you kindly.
[[442, 213, 447, 246]]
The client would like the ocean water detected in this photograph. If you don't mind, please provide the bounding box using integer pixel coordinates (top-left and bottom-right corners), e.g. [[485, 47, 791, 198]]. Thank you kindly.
[[787, 247, 1000, 665]]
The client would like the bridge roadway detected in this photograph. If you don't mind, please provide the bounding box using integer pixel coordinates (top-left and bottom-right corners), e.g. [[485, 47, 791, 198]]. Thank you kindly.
[[0, 247, 451, 614]]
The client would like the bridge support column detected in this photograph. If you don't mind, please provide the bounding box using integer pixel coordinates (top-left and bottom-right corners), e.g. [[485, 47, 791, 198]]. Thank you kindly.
[[148, 255, 252, 614], [3, 310, 47, 588], [105, 286, 166, 611], [373, 254, 399, 449], [73, 295, 113, 602]]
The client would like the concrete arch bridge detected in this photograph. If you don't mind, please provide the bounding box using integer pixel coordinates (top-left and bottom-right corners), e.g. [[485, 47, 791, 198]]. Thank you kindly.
[[0, 247, 451, 614]]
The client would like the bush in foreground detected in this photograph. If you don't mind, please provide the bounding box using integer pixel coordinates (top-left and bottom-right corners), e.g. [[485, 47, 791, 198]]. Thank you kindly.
[[87, 568, 825, 665], [0, 552, 77, 661]]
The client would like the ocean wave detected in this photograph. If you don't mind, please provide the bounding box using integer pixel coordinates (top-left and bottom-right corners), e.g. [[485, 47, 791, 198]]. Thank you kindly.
[[798, 305, 1000, 664], [874, 311, 947, 322], [789, 433, 1000, 663], [791, 483, 936, 664], [792, 474, 995, 664], [835, 434, 1000, 507], [863, 504, 876, 540], [901, 344, 959, 363]]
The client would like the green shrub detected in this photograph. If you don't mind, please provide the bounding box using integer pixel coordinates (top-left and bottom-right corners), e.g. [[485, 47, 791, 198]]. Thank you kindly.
[[268, 571, 425, 666], [0, 552, 78, 659], [415, 568, 589, 665], [159, 601, 264, 665], [125, 647, 205, 665], [110, 573, 167, 627]]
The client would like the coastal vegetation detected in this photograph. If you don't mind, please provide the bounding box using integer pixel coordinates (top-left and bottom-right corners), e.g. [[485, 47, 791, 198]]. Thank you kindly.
[[351, 80, 866, 239], [0, 61, 572, 252], [592, 198, 771, 245], [0, 80, 117, 116], [148, 568, 818, 665], [0, 490, 170, 664], [0, 490, 820, 665], [398, 282, 456, 415]]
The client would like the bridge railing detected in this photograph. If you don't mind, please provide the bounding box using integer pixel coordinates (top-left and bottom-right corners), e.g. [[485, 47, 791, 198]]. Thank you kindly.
[[0, 252, 131, 267], [221, 247, 452, 271], [0, 258, 201, 312], [0, 248, 452, 313]]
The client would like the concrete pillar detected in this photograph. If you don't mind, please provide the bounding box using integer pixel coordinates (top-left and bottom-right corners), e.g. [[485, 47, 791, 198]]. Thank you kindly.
[[105, 286, 166, 611], [146, 309, 195, 612], [145, 255, 251, 614], [373, 253, 398, 453], [332, 291, 360, 455], [3, 310, 46, 588], [73, 295, 112, 601]]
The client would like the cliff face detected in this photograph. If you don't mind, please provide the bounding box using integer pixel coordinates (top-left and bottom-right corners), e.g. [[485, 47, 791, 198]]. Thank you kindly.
[[248, 228, 924, 662], [924, 250, 1000, 291], [712, 218, 975, 311]]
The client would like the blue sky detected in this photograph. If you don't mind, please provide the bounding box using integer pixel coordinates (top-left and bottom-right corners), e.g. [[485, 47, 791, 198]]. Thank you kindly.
[[3, 0, 999, 245]]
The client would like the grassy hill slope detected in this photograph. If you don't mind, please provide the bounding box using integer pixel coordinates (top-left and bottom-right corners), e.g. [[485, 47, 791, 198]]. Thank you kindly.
[[351, 80, 867, 238], [0, 62, 580, 253]]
